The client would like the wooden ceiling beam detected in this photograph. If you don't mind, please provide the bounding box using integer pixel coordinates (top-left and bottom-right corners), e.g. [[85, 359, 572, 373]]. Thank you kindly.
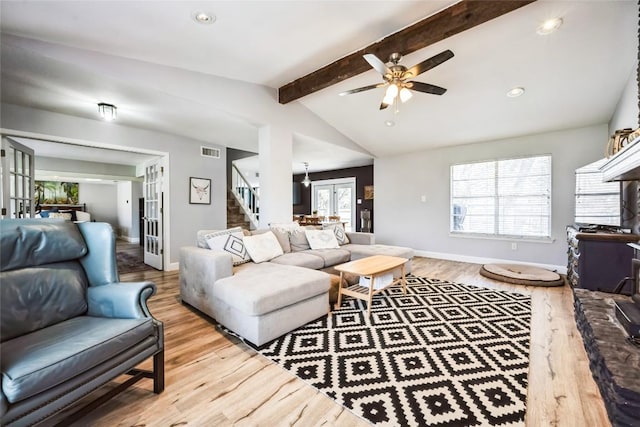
[[278, 0, 536, 104]]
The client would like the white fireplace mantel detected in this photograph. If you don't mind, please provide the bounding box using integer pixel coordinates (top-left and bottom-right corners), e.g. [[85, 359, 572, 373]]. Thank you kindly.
[[601, 134, 640, 181]]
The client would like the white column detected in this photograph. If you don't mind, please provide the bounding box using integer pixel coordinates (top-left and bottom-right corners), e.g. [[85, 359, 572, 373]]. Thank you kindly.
[[258, 125, 293, 227]]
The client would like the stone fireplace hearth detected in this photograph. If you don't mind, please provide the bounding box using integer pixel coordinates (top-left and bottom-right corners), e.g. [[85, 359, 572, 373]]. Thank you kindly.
[[573, 289, 640, 426]]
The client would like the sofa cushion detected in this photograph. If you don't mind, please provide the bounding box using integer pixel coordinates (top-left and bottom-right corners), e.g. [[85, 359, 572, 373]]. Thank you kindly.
[[269, 252, 325, 270], [305, 229, 340, 249], [305, 248, 351, 268], [342, 243, 414, 261], [322, 223, 350, 245], [213, 262, 330, 316], [243, 231, 284, 263], [0, 219, 87, 272], [1, 316, 154, 403], [1, 261, 88, 342], [289, 228, 311, 252], [204, 227, 251, 266], [268, 222, 301, 253]]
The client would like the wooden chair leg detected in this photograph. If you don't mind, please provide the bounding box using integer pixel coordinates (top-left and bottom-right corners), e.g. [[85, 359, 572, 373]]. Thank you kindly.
[[153, 349, 165, 394]]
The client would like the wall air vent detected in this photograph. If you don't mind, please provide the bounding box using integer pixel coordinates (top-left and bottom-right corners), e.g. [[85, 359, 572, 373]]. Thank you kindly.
[[201, 146, 220, 159]]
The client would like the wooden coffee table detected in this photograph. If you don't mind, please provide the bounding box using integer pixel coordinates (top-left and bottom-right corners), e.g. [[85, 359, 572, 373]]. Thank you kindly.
[[334, 255, 408, 316]]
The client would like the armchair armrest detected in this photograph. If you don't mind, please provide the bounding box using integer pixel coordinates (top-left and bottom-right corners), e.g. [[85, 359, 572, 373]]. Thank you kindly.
[[346, 232, 375, 245], [87, 281, 157, 319]]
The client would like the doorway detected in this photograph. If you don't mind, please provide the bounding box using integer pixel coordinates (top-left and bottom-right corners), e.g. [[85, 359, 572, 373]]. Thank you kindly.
[[0, 131, 170, 270], [311, 178, 356, 231]]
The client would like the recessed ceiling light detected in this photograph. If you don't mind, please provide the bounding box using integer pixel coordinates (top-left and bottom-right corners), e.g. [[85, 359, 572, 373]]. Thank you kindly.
[[506, 87, 525, 98], [537, 17, 563, 35], [385, 120, 395, 127], [194, 12, 216, 24]]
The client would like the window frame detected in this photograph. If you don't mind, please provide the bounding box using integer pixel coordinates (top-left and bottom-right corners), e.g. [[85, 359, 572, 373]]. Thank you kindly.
[[449, 154, 553, 241], [574, 158, 621, 226]]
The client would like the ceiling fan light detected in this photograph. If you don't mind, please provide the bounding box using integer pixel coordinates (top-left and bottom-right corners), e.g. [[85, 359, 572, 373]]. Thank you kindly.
[[399, 87, 413, 103], [385, 84, 399, 99]]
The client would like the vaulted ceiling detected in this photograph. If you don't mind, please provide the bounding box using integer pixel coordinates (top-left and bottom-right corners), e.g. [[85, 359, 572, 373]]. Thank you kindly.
[[0, 1, 637, 173]]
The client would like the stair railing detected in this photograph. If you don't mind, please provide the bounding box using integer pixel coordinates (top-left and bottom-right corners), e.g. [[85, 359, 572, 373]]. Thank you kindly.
[[230, 162, 259, 229]]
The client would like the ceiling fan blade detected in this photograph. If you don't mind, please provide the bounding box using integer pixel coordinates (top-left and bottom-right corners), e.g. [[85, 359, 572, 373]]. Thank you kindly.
[[404, 50, 454, 78], [407, 81, 447, 95], [363, 53, 392, 77], [339, 83, 386, 96]]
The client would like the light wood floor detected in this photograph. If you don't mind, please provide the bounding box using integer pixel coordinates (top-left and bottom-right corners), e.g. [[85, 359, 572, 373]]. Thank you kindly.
[[68, 256, 611, 427]]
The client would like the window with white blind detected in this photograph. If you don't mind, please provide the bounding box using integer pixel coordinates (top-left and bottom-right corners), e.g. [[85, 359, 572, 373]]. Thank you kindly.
[[575, 159, 620, 226], [450, 155, 552, 239]]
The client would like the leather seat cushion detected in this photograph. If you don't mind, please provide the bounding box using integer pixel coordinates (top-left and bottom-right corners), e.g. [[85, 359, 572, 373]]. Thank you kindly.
[[1, 316, 154, 403]]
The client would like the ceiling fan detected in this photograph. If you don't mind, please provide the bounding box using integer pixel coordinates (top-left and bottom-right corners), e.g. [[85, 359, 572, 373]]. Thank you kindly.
[[339, 49, 454, 111]]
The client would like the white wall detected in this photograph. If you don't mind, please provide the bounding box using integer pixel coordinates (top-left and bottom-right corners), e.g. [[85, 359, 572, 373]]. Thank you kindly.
[[610, 62, 639, 133], [374, 124, 608, 270], [131, 181, 142, 241], [116, 181, 133, 240], [78, 182, 117, 227]]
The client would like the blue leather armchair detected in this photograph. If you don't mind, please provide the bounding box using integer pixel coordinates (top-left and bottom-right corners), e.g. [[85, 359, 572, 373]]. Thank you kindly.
[[0, 219, 164, 426]]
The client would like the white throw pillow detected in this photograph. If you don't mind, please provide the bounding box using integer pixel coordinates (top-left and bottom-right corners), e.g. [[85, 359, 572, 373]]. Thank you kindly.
[[305, 229, 340, 250], [243, 231, 284, 263], [205, 227, 251, 266]]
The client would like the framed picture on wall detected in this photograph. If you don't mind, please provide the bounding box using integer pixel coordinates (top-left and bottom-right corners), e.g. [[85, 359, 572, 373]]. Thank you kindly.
[[364, 185, 374, 200], [189, 177, 211, 204]]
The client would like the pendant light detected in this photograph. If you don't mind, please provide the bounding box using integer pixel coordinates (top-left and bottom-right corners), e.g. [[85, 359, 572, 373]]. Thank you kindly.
[[302, 162, 311, 187]]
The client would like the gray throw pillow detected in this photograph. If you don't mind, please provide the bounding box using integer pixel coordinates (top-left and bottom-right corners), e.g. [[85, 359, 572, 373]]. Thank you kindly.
[[289, 228, 310, 252]]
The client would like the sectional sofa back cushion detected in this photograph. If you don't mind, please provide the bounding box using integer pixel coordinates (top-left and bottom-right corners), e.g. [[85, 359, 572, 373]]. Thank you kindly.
[[0, 219, 89, 342]]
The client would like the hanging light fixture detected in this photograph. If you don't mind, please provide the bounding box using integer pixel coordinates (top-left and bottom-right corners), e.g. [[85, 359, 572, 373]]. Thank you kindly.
[[302, 162, 311, 187], [98, 103, 117, 121]]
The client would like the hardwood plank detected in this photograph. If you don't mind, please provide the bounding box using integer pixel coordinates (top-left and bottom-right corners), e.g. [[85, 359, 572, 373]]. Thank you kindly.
[[66, 252, 610, 426], [278, 0, 537, 104]]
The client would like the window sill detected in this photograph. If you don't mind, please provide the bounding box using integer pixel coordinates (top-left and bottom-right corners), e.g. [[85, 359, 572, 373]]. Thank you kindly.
[[448, 232, 555, 243]]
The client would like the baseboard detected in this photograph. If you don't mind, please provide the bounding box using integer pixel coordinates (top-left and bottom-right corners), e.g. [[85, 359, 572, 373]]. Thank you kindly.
[[117, 236, 140, 244], [414, 250, 567, 275], [166, 261, 179, 271]]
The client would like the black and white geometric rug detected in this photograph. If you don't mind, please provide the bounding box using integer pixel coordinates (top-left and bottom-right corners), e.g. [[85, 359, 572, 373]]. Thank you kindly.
[[258, 276, 531, 426]]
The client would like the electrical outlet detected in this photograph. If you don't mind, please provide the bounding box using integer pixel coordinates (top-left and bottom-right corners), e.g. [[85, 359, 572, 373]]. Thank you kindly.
[[511, 242, 517, 250]]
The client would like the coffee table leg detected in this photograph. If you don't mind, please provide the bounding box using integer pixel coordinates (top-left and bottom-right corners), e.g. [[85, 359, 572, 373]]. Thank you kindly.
[[335, 272, 344, 310], [401, 264, 407, 295], [367, 275, 375, 317]]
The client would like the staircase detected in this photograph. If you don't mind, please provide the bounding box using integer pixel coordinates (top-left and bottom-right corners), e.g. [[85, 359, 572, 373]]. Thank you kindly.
[[227, 189, 251, 230]]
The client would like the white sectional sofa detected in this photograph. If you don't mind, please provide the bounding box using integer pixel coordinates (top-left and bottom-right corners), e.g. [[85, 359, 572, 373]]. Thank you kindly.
[[179, 226, 413, 346]]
